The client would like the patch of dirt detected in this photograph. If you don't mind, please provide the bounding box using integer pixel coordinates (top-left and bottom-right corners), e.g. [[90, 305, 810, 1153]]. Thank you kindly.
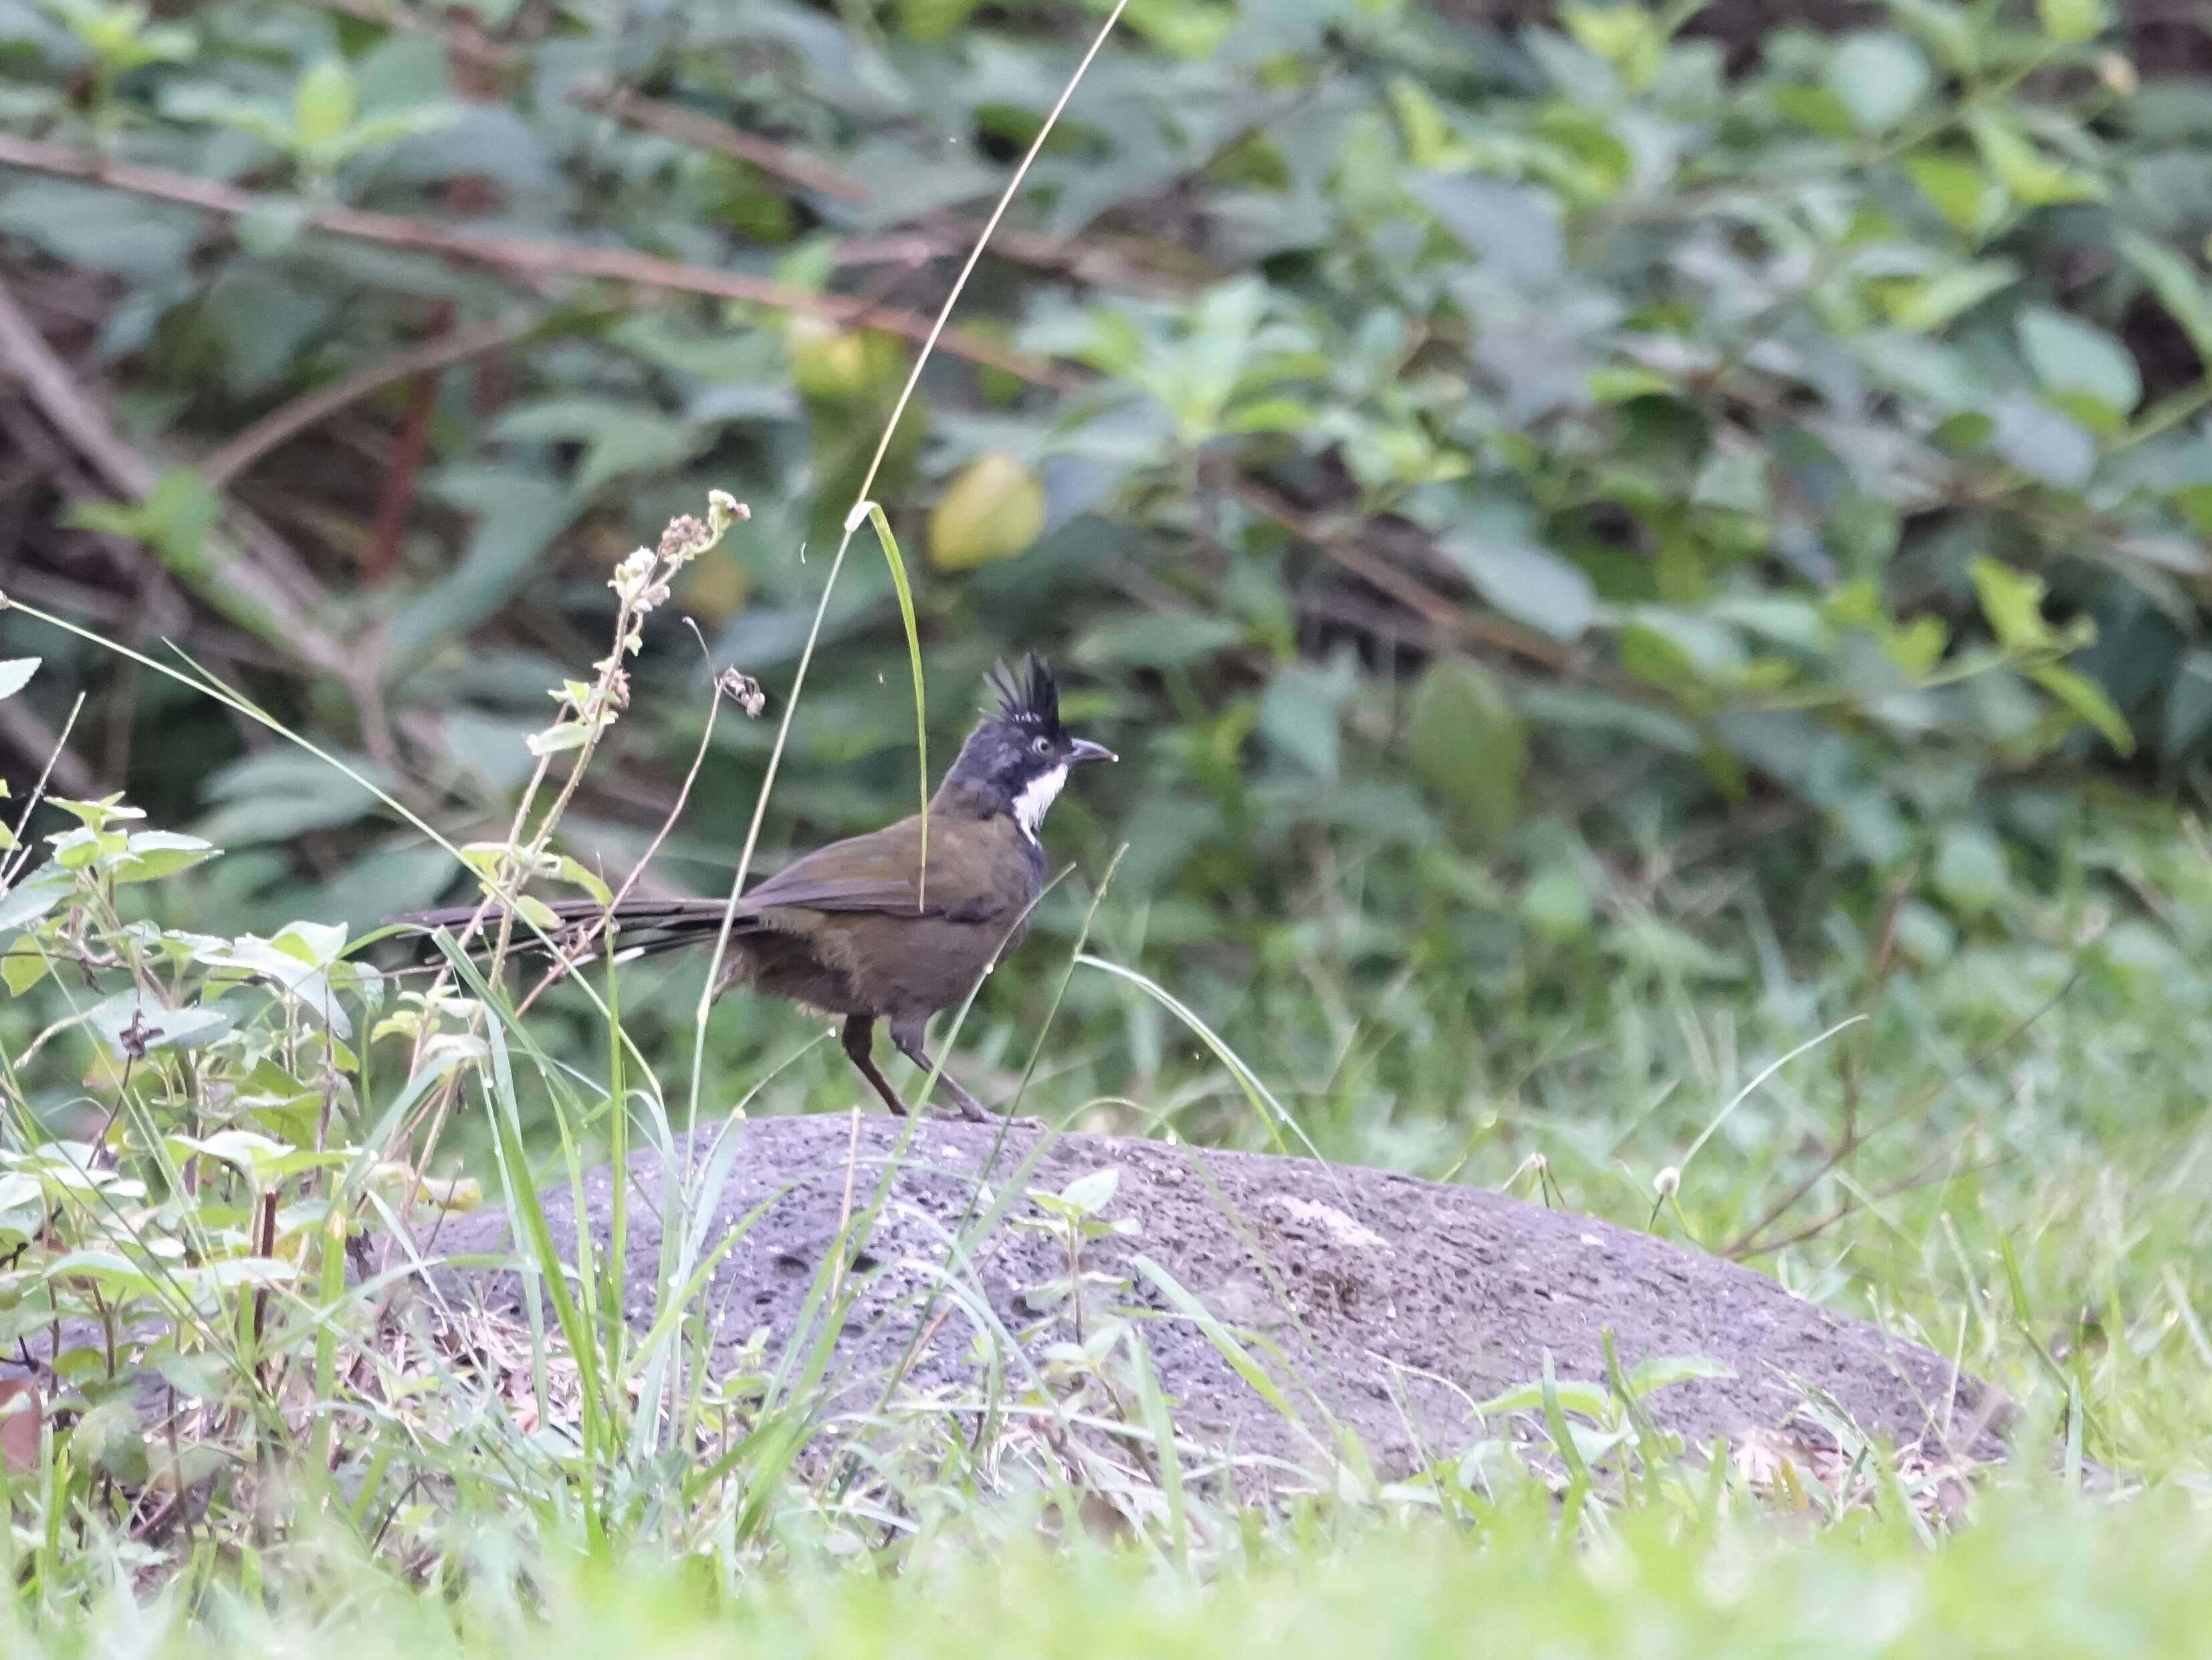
[[424, 1115, 2010, 1478]]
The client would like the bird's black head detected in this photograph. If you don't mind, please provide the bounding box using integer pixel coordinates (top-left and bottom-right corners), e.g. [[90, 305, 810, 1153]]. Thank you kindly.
[[939, 654, 1115, 837]]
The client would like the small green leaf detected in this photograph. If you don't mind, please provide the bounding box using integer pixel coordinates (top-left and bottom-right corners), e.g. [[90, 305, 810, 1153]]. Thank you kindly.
[[269, 920, 348, 968], [514, 895, 561, 931], [1258, 657, 1355, 782], [1475, 1374, 1614, 1421], [1884, 260, 2019, 332], [1990, 395, 2094, 488], [1621, 609, 1750, 691], [1884, 615, 1949, 679], [2031, 663, 2134, 754], [1405, 658, 1524, 842], [2119, 234, 2212, 362], [2035, 0, 2107, 43], [1623, 1354, 1737, 1397], [2017, 308, 2140, 413], [111, 831, 217, 884], [1933, 822, 2007, 913], [1772, 85, 1855, 140], [1589, 364, 1674, 403], [1408, 174, 1564, 283], [1970, 558, 2052, 651], [552, 856, 613, 909], [137, 469, 223, 568], [1521, 860, 1593, 942], [293, 59, 359, 152], [1825, 32, 1931, 132], [1966, 111, 2104, 206], [88, 993, 233, 1058], [1224, 395, 1315, 433], [1561, 2, 1662, 90], [1887, 0, 1981, 72], [525, 723, 588, 756], [1, 945, 48, 997], [0, 870, 71, 935], [1057, 1167, 1120, 1215], [1074, 612, 1242, 670], [1435, 498, 1595, 641], [0, 659, 38, 701], [1904, 152, 2003, 239]]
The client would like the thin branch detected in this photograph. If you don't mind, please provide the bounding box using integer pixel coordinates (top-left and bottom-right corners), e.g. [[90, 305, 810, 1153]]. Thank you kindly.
[[1230, 477, 1581, 675], [304, 0, 515, 64], [572, 86, 869, 202], [0, 272, 347, 667], [580, 85, 1205, 295], [0, 689, 94, 798], [0, 693, 85, 889], [364, 316, 446, 586], [0, 134, 1075, 388], [203, 313, 536, 489], [837, 218, 1206, 298], [1735, 1153, 2014, 1260], [1720, 969, 2083, 1260]]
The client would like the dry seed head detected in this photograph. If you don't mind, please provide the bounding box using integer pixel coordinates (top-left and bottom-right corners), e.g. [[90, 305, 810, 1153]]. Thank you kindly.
[[717, 667, 767, 717], [659, 514, 709, 562]]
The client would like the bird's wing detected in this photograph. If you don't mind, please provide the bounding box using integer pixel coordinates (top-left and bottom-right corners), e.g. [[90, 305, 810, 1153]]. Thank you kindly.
[[741, 813, 956, 916]]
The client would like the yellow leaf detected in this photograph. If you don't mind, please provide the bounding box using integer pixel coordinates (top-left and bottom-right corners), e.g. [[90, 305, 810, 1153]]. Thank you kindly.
[[927, 451, 1047, 571]]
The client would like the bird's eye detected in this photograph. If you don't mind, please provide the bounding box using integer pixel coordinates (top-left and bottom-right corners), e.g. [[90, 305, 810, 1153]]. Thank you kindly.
[[1031, 735, 1052, 755]]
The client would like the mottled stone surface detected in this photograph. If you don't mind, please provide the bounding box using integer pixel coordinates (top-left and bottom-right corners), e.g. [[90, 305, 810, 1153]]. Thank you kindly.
[[425, 1114, 2009, 1475]]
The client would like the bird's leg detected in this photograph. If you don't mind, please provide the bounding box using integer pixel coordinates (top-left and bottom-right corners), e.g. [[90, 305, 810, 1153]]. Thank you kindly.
[[888, 1017, 990, 1123], [840, 1015, 908, 1116]]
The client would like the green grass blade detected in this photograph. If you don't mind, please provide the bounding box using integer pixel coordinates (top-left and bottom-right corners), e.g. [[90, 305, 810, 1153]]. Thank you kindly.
[[1077, 953, 1314, 1157], [866, 501, 930, 909]]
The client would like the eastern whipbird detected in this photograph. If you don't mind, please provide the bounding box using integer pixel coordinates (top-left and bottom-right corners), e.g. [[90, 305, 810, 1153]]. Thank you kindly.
[[404, 655, 1113, 1120]]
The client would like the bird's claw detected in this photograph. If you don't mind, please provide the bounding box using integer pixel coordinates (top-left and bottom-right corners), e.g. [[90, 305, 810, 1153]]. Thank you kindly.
[[923, 1102, 1044, 1131]]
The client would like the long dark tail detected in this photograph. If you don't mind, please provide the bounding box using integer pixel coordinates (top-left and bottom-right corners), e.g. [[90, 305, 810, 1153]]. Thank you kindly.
[[399, 895, 754, 967]]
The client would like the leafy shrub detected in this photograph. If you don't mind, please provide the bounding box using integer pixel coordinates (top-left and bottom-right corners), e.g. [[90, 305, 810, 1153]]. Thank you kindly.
[[3, 3, 2207, 1094]]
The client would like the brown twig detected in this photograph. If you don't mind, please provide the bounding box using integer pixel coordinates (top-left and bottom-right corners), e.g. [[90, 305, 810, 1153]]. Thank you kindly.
[[0, 278, 318, 614], [1722, 967, 2083, 1260], [202, 312, 535, 489], [1737, 1153, 2015, 1260], [572, 85, 869, 201], [0, 279, 401, 769], [0, 134, 1075, 388], [579, 86, 1206, 295], [0, 693, 84, 891], [304, 0, 516, 64], [364, 301, 454, 585], [0, 692, 94, 798], [836, 220, 1206, 297], [0, 273, 355, 670], [1230, 477, 1581, 675]]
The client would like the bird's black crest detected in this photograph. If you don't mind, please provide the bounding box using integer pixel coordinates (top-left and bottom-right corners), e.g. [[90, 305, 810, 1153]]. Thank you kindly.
[[986, 653, 1060, 729]]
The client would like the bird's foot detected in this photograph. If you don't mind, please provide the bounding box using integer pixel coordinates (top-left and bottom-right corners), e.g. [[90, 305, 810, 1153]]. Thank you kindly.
[[923, 1101, 1044, 1131], [926, 1098, 992, 1124]]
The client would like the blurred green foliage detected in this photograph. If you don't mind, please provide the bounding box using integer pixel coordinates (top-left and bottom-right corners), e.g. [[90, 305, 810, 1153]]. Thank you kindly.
[[15, 6, 2212, 1609], [1, 0, 2211, 1133]]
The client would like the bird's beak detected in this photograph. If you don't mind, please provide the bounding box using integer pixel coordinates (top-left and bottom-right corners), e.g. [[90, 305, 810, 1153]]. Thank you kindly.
[[1069, 737, 1117, 765]]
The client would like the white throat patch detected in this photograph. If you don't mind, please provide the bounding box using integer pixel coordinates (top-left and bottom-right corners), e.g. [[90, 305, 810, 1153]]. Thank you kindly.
[[1012, 763, 1067, 842]]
